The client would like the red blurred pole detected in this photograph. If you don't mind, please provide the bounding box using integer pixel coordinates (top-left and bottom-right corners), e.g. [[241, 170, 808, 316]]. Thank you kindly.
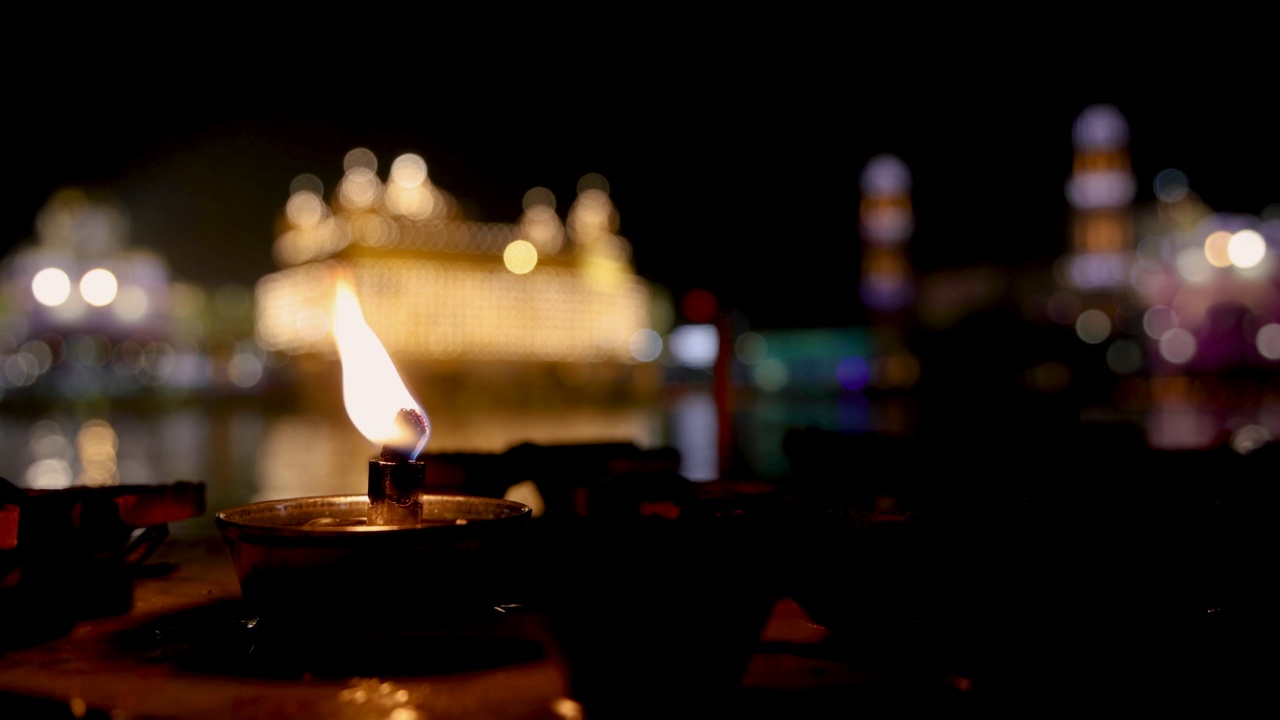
[[714, 311, 733, 481]]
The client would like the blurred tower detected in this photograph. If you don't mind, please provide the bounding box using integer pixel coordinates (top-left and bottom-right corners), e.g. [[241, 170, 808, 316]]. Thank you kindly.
[[859, 153, 915, 316], [1061, 103, 1137, 320], [858, 153, 920, 395]]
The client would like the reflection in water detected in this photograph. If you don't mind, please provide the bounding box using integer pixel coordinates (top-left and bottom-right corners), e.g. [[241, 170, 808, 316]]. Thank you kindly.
[[670, 390, 717, 481], [253, 414, 369, 503], [0, 400, 691, 537]]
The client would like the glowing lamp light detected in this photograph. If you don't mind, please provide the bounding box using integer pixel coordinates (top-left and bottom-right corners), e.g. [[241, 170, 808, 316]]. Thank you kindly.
[[332, 272, 429, 458]]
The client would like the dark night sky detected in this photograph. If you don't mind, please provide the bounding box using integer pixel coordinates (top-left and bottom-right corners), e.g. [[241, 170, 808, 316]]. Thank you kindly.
[[5, 24, 1276, 330]]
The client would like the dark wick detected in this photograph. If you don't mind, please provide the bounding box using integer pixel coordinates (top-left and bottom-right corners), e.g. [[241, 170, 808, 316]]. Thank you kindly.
[[379, 408, 429, 463]]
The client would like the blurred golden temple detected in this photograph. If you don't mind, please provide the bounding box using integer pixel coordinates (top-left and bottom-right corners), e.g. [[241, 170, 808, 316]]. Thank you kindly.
[[254, 149, 665, 407]]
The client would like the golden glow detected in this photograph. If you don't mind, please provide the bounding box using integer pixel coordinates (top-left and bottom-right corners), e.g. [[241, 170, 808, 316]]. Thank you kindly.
[[339, 167, 381, 210], [389, 153, 427, 187], [32, 267, 72, 306], [79, 268, 118, 307], [1073, 210, 1130, 253], [350, 213, 394, 246], [520, 202, 564, 253], [258, 259, 650, 363], [551, 697, 584, 719], [343, 147, 377, 174], [332, 271, 429, 454], [567, 188, 616, 245], [503, 479, 545, 517], [336, 678, 422, 720], [1203, 230, 1233, 268], [256, 156, 652, 371], [286, 190, 327, 228], [503, 239, 538, 274], [290, 173, 324, 197], [76, 419, 118, 486], [384, 182, 435, 219], [881, 352, 921, 388], [523, 186, 556, 211], [863, 246, 908, 275]]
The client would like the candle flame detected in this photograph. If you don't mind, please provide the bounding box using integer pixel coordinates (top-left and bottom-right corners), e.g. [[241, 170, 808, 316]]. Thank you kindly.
[[332, 271, 429, 459]]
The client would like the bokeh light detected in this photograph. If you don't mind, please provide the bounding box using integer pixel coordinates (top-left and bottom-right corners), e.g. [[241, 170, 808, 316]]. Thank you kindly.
[[1105, 338, 1143, 374], [286, 190, 327, 228], [753, 358, 788, 392], [667, 324, 718, 369], [523, 186, 556, 211], [1203, 230, 1233, 268], [628, 328, 662, 362], [32, 267, 72, 306], [1175, 246, 1213, 283], [79, 268, 118, 307], [76, 419, 118, 486], [734, 331, 767, 364], [681, 289, 717, 324], [1075, 309, 1111, 344], [836, 356, 870, 392], [1226, 229, 1266, 269], [289, 173, 324, 197], [389, 153, 428, 187], [1257, 323, 1280, 360], [339, 167, 381, 210], [503, 240, 538, 274], [1158, 328, 1197, 364], [1153, 168, 1190, 203], [227, 350, 265, 388], [112, 285, 150, 321], [1230, 424, 1273, 455], [503, 480, 546, 518], [1143, 306, 1178, 339], [343, 147, 377, 173]]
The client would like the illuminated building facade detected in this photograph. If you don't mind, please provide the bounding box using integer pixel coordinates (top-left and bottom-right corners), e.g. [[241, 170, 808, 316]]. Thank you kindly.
[[1126, 176, 1280, 449], [254, 149, 661, 404], [5, 189, 171, 341], [0, 189, 259, 401], [1051, 105, 1280, 449]]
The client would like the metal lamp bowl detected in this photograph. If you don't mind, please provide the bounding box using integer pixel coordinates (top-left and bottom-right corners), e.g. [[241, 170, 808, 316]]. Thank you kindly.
[[215, 494, 533, 632]]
